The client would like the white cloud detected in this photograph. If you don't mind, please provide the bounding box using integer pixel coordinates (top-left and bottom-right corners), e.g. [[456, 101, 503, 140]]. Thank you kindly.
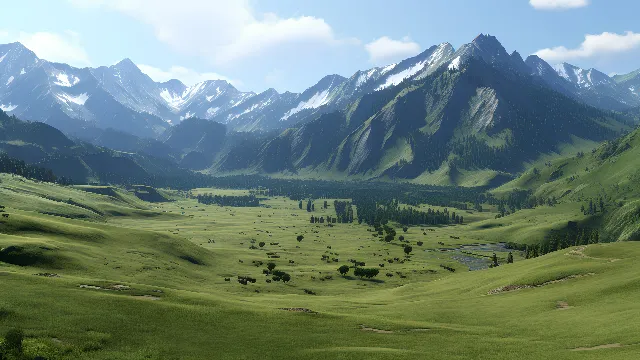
[[535, 31, 640, 63], [14, 31, 91, 66], [137, 64, 235, 86], [365, 36, 421, 65], [529, 0, 589, 10], [0, 30, 8, 39], [68, 0, 356, 65]]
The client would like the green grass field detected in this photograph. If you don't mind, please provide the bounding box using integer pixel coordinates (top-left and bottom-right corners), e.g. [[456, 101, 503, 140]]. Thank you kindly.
[[0, 174, 639, 359]]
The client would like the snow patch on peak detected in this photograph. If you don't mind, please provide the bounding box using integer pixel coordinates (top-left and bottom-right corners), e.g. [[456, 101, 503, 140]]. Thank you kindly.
[[6, 76, 14, 85], [206, 107, 221, 117], [281, 89, 331, 120], [356, 68, 377, 88], [376, 62, 425, 90], [0, 54, 6, 63], [180, 111, 195, 120], [0, 103, 18, 112], [448, 56, 462, 70], [376, 44, 454, 91], [20, 68, 25, 75], [380, 63, 397, 75], [56, 92, 89, 106], [206, 87, 222, 102], [160, 89, 185, 110], [54, 73, 80, 87]]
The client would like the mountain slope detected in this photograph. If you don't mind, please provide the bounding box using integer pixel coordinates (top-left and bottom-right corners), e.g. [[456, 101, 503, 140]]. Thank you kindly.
[[207, 35, 634, 185], [0, 43, 170, 138], [497, 125, 640, 241], [0, 110, 208, 186]]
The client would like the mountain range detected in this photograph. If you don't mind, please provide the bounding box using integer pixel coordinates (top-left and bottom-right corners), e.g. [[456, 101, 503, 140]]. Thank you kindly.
[[3, 35, 639, 138], [1, 34, 640, 186]]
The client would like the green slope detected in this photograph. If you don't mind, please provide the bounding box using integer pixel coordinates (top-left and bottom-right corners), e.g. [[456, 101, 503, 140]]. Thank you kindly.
[[0, 175, 639, 359], [496, 126, 640, 241]]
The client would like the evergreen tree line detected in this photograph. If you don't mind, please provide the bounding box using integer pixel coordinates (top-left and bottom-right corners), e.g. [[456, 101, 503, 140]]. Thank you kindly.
[[449, 136, 513, 171], [199, 175, 487, 209], [505, 224, 601, 259], [196, 194, 260, 207], [355, 199, 464, 226], [0, 152, 64, 184], [333, 200, 354, 223]]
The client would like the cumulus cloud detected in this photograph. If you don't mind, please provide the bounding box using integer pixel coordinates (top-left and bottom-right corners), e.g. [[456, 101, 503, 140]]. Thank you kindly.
[[137, 64, 236, 86], [535, 31, 640, 63], [365, 36, 421, 65], [13, 30, 91, 66], [529, 0, 589, 10], [68, 0, 356, 65]]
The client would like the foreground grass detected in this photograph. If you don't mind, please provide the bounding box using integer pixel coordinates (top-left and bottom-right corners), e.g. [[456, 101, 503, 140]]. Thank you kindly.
[[0, 176, 639, 359]]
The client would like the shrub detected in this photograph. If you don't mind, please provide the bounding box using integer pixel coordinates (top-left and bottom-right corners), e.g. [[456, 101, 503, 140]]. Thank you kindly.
[[4, 328, 24, 354], [354, 268, 379, 279], [259, 242, 265, 247], [267, 262, 276, 272], [338, 265, 350, 276], [404, 246, 413, 255], [296, 235, 304, 242]]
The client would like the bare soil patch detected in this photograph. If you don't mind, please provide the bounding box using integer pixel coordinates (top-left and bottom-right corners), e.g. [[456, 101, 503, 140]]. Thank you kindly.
[[571, 343, 622, 351], [360, 325, 394, 334], [488, 273, 594, 295], [556, 301, 572, 310], [279, 308, 317, 314]]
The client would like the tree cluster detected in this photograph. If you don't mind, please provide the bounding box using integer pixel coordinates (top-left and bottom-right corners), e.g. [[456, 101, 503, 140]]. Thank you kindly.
[[196, 194, 259, 207]]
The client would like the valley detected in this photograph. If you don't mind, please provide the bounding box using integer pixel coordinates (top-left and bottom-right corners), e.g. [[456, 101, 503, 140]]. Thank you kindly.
[[0, 153, 639, 359], [0, 18, 640, 360]]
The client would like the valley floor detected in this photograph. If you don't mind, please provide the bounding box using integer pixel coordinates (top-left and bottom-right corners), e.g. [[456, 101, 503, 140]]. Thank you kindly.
[[0, 175, 638, 359]]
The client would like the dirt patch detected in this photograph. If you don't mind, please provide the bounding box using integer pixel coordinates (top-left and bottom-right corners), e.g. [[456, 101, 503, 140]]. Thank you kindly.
[[556, 301, 572, 310], [571, 343, 622, 351], [79, 285, 102, 290], [567, 246, 620, 262], [488, 273, 594, 295], [360, 325, 394, 334], [34, 273, 59, 277], [79, 284, 131, 291], [132, 295, 161, 301], [279, 308, 317, 314]]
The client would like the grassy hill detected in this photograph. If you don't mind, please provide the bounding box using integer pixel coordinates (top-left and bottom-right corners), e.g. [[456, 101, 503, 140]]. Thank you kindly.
[[0, 174, 639, 359], [496, 126, 640, 241]]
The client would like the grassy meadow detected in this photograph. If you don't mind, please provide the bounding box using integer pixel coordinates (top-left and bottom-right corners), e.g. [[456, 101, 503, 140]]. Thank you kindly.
[[0, 174, 639, 359]]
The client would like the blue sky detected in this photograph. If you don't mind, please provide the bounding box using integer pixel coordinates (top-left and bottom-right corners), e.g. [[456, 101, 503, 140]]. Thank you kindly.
[[1, 0, 638, 93]]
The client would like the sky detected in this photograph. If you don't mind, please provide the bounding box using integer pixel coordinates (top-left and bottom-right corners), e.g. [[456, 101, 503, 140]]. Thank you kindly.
[[1, 0, 639, 93]]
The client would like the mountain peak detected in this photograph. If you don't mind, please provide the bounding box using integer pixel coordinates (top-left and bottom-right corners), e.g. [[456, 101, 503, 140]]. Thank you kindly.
[[262, 88, 279, 96], [160, 79, 187, 94], [113, 58, 139, 72], [471, 34, 507, 54], [0, 42, 39, 61]]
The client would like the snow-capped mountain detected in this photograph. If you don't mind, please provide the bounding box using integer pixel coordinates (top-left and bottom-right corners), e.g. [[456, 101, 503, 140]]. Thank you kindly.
[[1, 35, 639, 138], [0, 43, 169, 138], [522, 57, 640, 111], [555, 63, 613, 89]]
